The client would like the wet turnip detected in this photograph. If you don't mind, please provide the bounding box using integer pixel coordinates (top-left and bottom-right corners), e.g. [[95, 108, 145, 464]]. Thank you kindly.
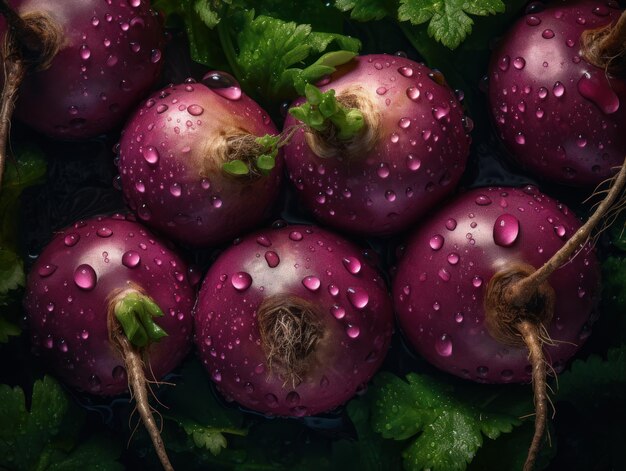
[[117, 72, 283, 247], [24, 214, 196, 470], [194, 224, 393, 416], [393, 186, 602, 470], [488, 0, 625, 187], [283, 54, 471, 237], [0, 0, 164, 188]]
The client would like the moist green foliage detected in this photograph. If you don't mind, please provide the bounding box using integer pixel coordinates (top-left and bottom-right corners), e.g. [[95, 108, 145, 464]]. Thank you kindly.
[[0, 143, 46, 342], [370, 372, 522, 471], [0, 376, 122, 470]]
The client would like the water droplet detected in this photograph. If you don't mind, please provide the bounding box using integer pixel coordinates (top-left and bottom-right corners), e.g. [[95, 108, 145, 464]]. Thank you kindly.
[[138, 203, 152, 221], [264, 393, 278, 407], [149, 48, 162, 63], [432, 105, 450, 121], [455, 312, 464, 323], [472, 276, 483, 288], [526, 15, 541, 26], [435, 334, 453, 356], [406, 86, 420, 101], [390, 133, 400, 143], [438, 268, 451, 282], [97, 227, 113, 237], [375, 86, 388, 95], [377, 163, 390, 178], [398, 117, 411, 129], [64, 233, 80, 247], [498, 55, 510, 71], [122, 250, 141, 268], [169, 182, 182, 197], [231, 272, 252, 291], [289, 231, 303, 241], [554, 225, 566, 238], [501, 369, 514, 381], [88, 374, 102, 393], [156, 104, 168, 113], [542, 29, 555, 39], [74, 264, 97, 290], [342, 256, 362, 275], [513, 57, 526, 69], [515, 132, 526, 145], [447, 253, 459, 265], [493, 213, 520, 247], [407, 154, 421, 171], [188, 104, 204, 116], [398, 66, 413, 77], [79, 44, 91, 60], [202, 71, 242, 100], [38, 264, 58, 277], [347, 287, 369, 309], [385, 190, 397, 202], [553, 81, 565, 97], [577, 71, 620, 114], [346, 325, 361, 338], [264, 251, 280, 268], [212, 370, 222, 382], [445, 218, 457, 230], [142, 146, 160, 165], [429, 234, 444, 250], [331, 305, 346, 319], [475, 194, 492, 206], [302, 276, 321, 291], [476, 366, 489, 377], [538, 87, 548, 99]]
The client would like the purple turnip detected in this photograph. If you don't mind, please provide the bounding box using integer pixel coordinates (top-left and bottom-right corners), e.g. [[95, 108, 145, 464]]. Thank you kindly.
[[282, 54, 472, 237], [117, 72, 283, 247], [24, 214, 196, 470], [0, 0, 164, 188], [393, 186, 604, 470], [488, 0, 625, 187], [194, 224, 394, 416]]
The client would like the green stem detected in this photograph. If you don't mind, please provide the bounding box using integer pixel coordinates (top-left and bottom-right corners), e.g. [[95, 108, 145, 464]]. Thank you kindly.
[[112, 289, 168, 348], [216, 17, 242, 81]]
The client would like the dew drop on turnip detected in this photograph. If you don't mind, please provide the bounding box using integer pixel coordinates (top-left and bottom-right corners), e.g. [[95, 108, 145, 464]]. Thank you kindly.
[[202, 71, 242, 100], [553, 82, 565, 97], [406, 86, 420, 101], [97, 227, 113, 238], [74, 264, 97, 290], [64, 234, 80, 247], [342, 257, 362, 275], [187, 104, 204, 116], [406, 154, 421, 171], [577, 71, 620, 114], [542, 29, 555, 39], [328, 284, 339, 296], [493, 213, 520, 247], [435, 334, 453, 357], [447, 253, 459, 265], [38, 264, 57, 277], [475, 195, 492, 206], [112, 365, 127, 381], [231, 272, 252, 291], [554, 225, 566, 238], [346, 325, 360, 338], [398, 66, 413, 77], [122, 250, 141, 268], [472, 276, 483, 288], [347, 287, 369, 309], [302, 276, 321, 291], [142, 146, 159, 165], [331, 305, 346, 319], [445, 218, 457, 230], [264, 251, 280, 268], [429, 234, 444, 250], [289, 231, 303, 241], [438, 268, 451, 282], [88, 374, 102, 393]]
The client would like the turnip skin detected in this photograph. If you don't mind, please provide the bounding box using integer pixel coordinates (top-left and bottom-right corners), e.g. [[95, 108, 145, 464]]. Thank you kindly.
[[24, 214, 195, 396]]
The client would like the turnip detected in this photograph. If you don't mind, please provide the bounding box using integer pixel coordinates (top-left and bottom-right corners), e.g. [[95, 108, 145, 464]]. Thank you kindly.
[[194, 224, 394, 416], [488, 0, 625, 187], [0, 0, 164, 188], [24, 214, 196, 470], [117, 72, 283, 247], [391, 181, 626, 470], [283, 54, 471, 237]]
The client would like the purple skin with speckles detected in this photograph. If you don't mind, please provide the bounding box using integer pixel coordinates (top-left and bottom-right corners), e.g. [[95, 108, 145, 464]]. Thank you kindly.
[[117, 79, 283, 247], [283, 54, 471, 237], [488, 0, 625, 187], [23, 214, 196, 395], [393, 187, 601, 383], [0, 0, 164, 140], [194, 225, 394, 416]]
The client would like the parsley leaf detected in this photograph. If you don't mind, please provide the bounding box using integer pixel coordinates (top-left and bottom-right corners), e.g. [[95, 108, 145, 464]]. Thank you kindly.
[[334, 0, 394, 21], [398, 0, 505, 49], [557, 346, 626, 409], [371, 372, 521, 471], [0, 376, 122, 470]]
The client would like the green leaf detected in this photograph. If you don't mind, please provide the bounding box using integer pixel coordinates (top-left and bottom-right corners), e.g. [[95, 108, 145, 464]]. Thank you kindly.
[[398, 0, 505, 49], [334, 0, 392, 21], [256, 154, 276, 172], [371, 372, 521, 471], [113, 291, 168, 347], [222, 160, 250, 176], [0, 376, 122, 470], [0, 248, 24, 299], [557, 346, 626, 410]]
